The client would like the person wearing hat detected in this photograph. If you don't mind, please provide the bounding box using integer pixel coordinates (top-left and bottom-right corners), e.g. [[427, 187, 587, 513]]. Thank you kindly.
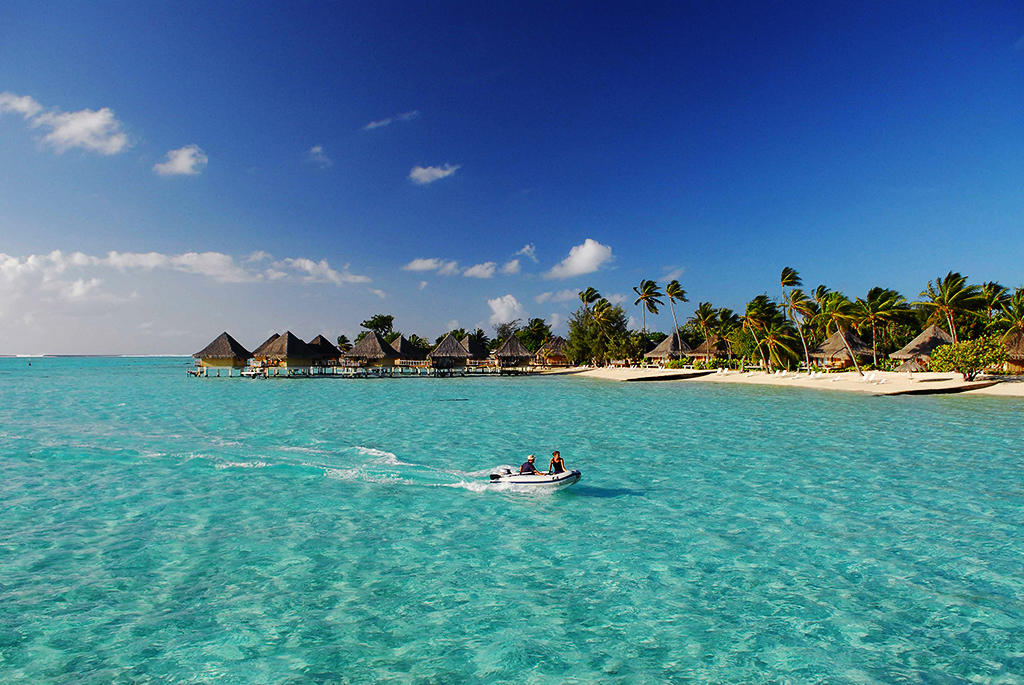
[[519, 454, 541, 475], [548, 450, 566, 474]]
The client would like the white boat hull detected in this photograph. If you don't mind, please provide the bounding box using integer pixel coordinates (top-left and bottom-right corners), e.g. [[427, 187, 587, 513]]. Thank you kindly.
[[489, 469, 581, 489]]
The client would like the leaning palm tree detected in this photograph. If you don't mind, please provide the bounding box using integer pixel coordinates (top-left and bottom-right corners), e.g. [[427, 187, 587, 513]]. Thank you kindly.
[[853, 287, 908, 367], [783, 288, 814, 370], [993, 287, 1024, 340], [664, 280, 688, 353], [813, 292, 864, 376], [336, 334, 352, 352], [780, 266, 802, 302], [761, 320, 800, 370], [578, 287, 601, 315], [632, 279, 664, 336], [741, 295, 775, 370], [689, 302, 718, 350], [914, 271, 984, 343], [980, 282, 1009, 322]]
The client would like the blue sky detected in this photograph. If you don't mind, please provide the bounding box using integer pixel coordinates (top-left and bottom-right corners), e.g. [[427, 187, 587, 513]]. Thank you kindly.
[[1, 2, 1022, 354]]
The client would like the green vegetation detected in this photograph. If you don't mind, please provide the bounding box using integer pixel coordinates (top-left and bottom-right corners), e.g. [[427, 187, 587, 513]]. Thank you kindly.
[[930, 336, 1007, 381]]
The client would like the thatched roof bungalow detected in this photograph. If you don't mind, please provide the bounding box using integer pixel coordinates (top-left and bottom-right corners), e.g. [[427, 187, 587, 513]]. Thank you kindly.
[[252, 333, 280, 361], [536, 336, 568, 366], [345, 332, 398, 367], [890, 325, 952, 363], [809, 330, 872, 368], [428, 332, 472, 369], [260, 331, 316, 371], [644, 332, 693, 360], [390, 335, 426, 361], [1004, 329, 1024, 373], [690, 335, 733, 361], [493, 336, 533, 367], [460, 336, 490, 361], [193, 332, 252, 369], [307, 335, 341, 365]]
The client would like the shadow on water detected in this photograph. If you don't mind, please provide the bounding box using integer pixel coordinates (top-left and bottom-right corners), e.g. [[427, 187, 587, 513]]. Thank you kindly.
[[569, 485, 644, 499]]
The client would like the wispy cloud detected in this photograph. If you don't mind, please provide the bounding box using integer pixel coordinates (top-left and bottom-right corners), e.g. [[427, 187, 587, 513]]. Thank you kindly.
[[487, 294, 525, 325], [153, 144, 208, 176], [662, 266, 684, 281], [402, 258, 461, 275], [364, 110, 420, 130], [516, 244, 538, 263], [409, 164, 460, 185], [501, 259, 521, 275], [308, 144, 332, 168], [549, 313, 561, 329], [418, 281, 428, 290], [0, 92, 129, 155], [464, 262, 497, 278], [544, 239, 613, 280], [607, 293, 627, 305], [535, 288, 579, 304], [371, 288, 387, 299], [275, 258, 371, 285]]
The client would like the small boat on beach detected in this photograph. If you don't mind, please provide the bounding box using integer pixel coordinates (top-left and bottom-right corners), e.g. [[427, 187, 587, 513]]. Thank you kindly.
[[489, 468, 582, 489]]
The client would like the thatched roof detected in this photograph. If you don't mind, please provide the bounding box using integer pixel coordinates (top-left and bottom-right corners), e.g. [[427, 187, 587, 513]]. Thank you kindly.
[[345, 331, 398, 359], [460, 336, 490, 360], [1005, 329, 1024, 360], [307, 334, 341, 360], [493, 335, 533, 359], [390, 335, 426, 360], [895, 358, 927, 372], [260, 331, 315, 360], [193, 332, 252, 360], [890, 325, 952, 360], [429, 332, 471, 359], [644, 331, 693, 359], [809, 329, 872, 360], [690, 335, 732, 359], [252, 333, 280, 357], [537, 335, 568, 358]]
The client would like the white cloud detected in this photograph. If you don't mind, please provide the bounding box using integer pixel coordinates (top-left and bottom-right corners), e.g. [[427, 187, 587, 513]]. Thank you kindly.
[[371, 288, 387, 299], [551, 288, 579, 303], [418, 281, 428, 290], [662, 266, 684, 281], [364, 110, 420, 130], [549, 313, 561, 329], [464, 262, 497, 279], [627, 316, 640, 331], [0, 92, 43, 119], [607, 293, 627, 305], [544, 239, 613, 279], [445, 319, 459, 331], [308, 144, 332, 168], [153, 145, 208, 176], [487, 294, 526, 325], [246, 251, 272, 262], [501, 259, 521, 275], [0, 93, 130, 155], [516, 244, 538, 263], [409, 163, 460, 185], [265, 268, 288, 281], [402, 258, 460, 275], [535, 292, 552, 304], [276, 258, 371, 285]]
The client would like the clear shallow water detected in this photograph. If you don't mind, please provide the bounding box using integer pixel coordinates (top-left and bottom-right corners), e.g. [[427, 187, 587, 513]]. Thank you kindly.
[[1, 358, 1023, 684]]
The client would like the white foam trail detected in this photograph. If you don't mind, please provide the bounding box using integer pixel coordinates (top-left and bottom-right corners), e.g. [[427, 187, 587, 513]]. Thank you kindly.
[[215, 460, 268, 469], [353, 446, 415, 466]]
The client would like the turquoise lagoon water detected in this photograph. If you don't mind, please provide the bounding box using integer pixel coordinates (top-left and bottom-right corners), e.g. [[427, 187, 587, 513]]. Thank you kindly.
[[1, 357, 1023, 684]]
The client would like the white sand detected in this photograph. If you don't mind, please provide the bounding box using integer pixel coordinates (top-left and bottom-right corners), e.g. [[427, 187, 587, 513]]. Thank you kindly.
[[566, 366, 1024, 397]]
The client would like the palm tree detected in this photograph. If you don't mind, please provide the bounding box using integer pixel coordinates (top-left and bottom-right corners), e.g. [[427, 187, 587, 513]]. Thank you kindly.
[[689, 302, 718, 350], [853, 287, 908, 367], [813, 292, 863, 376], [914, 271, 984, 343], [993, 287, 1024, 341], [980, 282, 1009, 322], [664, 280, 688, 354], [632, 279, 664, 336], [780, 266, 802, 302], [783, 288, 814, 370], [741, 295, 774, 369], [578, 287, 601, 315], [336, 334, 352, 352], [761, 320, 800, 370]]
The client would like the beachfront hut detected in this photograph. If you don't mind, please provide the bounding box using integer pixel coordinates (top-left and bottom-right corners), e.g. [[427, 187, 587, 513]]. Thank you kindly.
[[193, 332, 252, 375], [390, 335, 427, 361], [493, 336, 533, 368], [460, 336, 491, 362], [536, 336, 569, 366], [345, 332, 399, 368], [644, 331, 693, 361], [889, 325, 952, 368], [895, 358, 927, 372], [259, 331, 316, 375], [690, 335, 733, 361], [809, 330, 872, 368], [307, 335, 341, 367], [428, 332, 472, 370], [1004, 330, 1024, 373]]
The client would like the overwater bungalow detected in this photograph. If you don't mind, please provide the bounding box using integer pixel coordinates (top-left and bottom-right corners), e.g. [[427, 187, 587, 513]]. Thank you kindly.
[[690, 335, 733, 361], [259, 331, 316, 375], [809, 330, 872, 369], [535, 335, 568, 366], [345, 332, 399, 368], [390, 336, 427, 362], [428, 332, 472, 371], [192, 332, 252, 376], [307, 334, 342, 369], [251, 333, 281, 363], [644, 332, 693, 362], [493, 336, 534, 370], [460, 336, 491, 363], [889, 324, 952, 371]]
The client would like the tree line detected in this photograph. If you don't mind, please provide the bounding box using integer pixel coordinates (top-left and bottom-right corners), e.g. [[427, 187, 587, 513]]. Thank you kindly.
[[337, 314, 554, 355]]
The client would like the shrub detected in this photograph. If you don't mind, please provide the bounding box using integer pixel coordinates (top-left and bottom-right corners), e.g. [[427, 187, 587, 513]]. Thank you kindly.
[[929, 335, 1007, 381]]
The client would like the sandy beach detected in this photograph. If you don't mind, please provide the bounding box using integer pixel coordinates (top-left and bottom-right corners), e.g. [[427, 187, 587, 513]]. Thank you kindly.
[[570, 367, 1024, 397]]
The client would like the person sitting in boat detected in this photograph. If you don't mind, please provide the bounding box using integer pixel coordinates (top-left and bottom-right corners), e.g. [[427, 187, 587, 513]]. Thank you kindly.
[[549, 450, 566, 474], [519, 455, 541, 475]]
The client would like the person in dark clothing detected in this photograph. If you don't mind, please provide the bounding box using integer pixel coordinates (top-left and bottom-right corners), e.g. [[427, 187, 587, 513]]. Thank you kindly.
[[549, 451, 566, 474], [519, 455, 541, 475]]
